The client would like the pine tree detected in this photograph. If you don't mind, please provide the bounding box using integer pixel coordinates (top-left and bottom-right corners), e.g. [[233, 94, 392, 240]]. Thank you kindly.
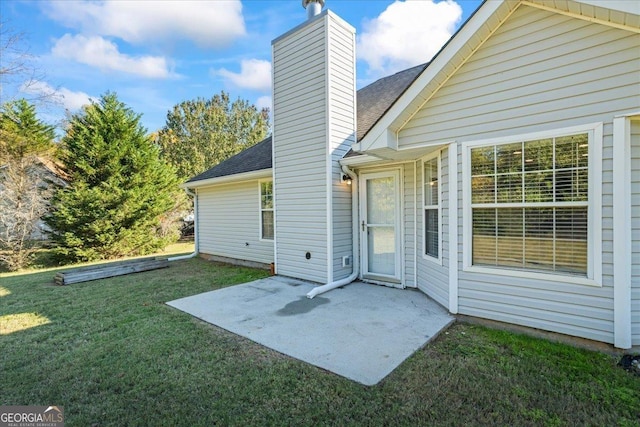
[[45, 93, 184, 262]]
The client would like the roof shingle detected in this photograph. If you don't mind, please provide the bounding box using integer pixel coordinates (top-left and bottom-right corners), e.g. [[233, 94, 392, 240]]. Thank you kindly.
[[187, 63, 427, 184], [186, 136, 272, 183], [356, 63, 427, 141]]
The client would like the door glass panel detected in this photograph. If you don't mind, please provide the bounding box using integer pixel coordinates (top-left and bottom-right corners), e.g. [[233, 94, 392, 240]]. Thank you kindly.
[[367, 177, 395, 225], [368, 226, 396, 276]]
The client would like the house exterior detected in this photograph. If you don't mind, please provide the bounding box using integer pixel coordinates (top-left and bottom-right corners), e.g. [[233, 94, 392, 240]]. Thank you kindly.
[[183, 0, 640, 350], [0, 156, 67, 240]]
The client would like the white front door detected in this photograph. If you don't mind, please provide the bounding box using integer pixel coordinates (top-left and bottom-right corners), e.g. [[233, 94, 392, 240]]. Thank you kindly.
[[360, 170, 401, 282]]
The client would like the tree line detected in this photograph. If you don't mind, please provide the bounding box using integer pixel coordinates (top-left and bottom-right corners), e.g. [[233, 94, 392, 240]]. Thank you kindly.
[[0, 92, 269, 271]]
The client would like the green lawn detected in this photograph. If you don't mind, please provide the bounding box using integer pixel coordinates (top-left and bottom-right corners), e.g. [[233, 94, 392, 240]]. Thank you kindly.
[[1, 241, 197, 273], [1, 258, 638, 426]]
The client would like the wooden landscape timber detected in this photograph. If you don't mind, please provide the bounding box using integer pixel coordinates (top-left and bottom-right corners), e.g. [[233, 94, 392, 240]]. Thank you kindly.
[[54, 257, 170, 285]]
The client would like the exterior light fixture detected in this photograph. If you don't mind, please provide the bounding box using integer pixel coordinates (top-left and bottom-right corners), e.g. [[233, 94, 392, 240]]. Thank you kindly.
[[341, 174, 352, 185]]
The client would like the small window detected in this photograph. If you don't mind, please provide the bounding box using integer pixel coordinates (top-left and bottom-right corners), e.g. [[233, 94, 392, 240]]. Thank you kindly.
[[260, 181, 274, 240], [423, 156, 440, 259]]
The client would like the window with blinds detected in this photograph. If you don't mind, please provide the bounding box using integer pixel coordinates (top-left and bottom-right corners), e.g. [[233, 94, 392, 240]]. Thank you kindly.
[[470, 133, 588, 276], [424, 156, 440, 259]]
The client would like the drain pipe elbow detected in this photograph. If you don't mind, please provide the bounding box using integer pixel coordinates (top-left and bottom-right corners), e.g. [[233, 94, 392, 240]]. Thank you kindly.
[[306, 273, 357, 299], [168, 188, 199, 262], [307, 165, 359, 298]]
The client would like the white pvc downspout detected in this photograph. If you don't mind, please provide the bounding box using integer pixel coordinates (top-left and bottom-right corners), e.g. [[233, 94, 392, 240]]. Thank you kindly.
[[307, 165, 359, 298], [168, 188, 199, 261]]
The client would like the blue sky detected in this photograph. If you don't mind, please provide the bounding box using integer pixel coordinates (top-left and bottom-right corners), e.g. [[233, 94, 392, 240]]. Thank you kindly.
[[1, 0, 483, 135]]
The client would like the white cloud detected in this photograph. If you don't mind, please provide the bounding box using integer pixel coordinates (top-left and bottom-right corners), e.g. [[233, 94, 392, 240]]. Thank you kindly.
[[52, 34, 173, 79], [45, 0, 245, 48], [216, 59, 272, 91], [55, 87, 94, 111], [255, 96, 272, 112], [21, 81, 94, 111], [357, 0, 462, 76]]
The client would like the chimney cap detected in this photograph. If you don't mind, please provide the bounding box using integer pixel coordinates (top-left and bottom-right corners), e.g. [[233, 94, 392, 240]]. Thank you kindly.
[[302, 0, 325, 9]]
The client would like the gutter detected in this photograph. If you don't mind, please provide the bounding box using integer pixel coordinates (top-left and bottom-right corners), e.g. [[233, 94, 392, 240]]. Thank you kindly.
[[180, 169, 272, 189], [168, 188, 199, 261], [307, 164, 359, 298]]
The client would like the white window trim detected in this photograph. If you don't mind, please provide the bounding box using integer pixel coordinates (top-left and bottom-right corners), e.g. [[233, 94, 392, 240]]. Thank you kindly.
[[259, 179, 274, 242], [612, 113, 639, 349], [421, 151, 442, 265], [461, 123, 603, 287]]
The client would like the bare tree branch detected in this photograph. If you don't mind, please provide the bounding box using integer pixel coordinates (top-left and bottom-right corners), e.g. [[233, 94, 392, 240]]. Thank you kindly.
[[0, 20, 60, 108]]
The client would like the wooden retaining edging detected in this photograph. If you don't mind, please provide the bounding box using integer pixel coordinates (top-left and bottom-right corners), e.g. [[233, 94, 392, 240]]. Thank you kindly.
[[54, 257, 170, 285]]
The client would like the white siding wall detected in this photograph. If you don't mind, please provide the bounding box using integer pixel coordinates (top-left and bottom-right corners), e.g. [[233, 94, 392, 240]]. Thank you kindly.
[[329, 17, 357, 281], [441, 148, 450, 302], [399, 6, 639, 146], [197, 181, 274, 264], [631, 120, 640, 345], [272, 12, 356, 283], [417, 149, 449, 307], [399, 5, 640, 344], [403, 163, 416, 287], [273, 17, 328, 283]]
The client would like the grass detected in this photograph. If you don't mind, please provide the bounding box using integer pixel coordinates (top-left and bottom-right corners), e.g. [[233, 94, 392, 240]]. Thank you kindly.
[[0, 241, 196, 274], [1, 258, 638, 426]]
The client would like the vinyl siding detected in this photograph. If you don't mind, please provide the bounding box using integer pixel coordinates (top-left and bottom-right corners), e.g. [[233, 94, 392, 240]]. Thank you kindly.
[[197, 181, 273, 264], [399, 6, 639, 146], [329, 16, 357, 281], [403, 163, 415, 287], [399, 5, 640, 343], [273, 16, 327, 283], [417, 149, 449, 306], [441, 148, 450, 301], [273, 13, 356, 283], [631, 120, 640, 345]]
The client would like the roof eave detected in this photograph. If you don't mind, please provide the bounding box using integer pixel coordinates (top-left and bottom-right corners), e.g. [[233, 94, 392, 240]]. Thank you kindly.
[[182, 168, 273, 189], [357, 0, 639, 155], [356, 0, 510, 153]]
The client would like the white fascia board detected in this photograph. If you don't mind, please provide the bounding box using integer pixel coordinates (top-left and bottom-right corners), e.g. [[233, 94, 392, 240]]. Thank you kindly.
[[272, 10, 355, 46], [181, 169, 273, 189], [524, 1, 640, 33], [348, 140, 453, 164], [357, 0, 506, 153], [356, 129, 396, 153], [575, 0, 640, 15], [339, 154, 386, 167]]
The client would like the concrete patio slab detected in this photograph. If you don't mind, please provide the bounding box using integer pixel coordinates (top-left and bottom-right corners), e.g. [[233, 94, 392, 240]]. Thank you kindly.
[[167, 277, 454, 385]]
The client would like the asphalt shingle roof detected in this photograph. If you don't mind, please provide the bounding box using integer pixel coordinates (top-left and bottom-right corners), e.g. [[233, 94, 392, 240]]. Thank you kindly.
[[356, 63, 427, 142], [187, 63, 427, 184], [186, 136, 272, 183]]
